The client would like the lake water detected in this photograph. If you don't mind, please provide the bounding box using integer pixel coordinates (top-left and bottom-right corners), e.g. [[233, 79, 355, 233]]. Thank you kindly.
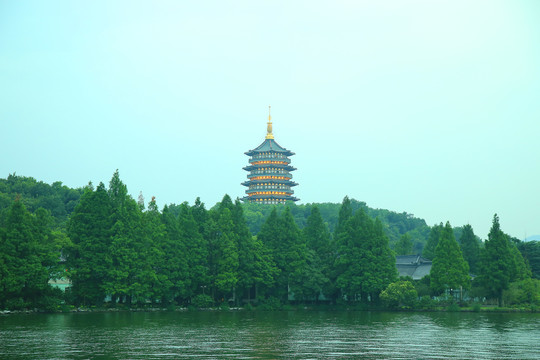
[[1, 310, 539, 359]]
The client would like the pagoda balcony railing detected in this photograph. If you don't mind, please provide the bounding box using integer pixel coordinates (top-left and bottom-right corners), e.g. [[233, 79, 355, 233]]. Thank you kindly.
[[245, 189, 294, 195], [247, 172, 292, 179], [248, 157, 291, 164], [242, 195, 300, 202], [242, 179, 298, 187]]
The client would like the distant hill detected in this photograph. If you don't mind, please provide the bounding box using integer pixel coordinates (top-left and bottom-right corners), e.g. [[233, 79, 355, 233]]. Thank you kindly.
[[0, 174, 83, 228], [0, 174, 434, 253], [525, 235, 540, 242], [239, 200, 432, 253]]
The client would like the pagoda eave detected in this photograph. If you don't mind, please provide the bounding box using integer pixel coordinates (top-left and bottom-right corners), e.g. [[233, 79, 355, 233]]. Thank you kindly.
[[242, 195, 299, 202], [243, 165, 297, 172]]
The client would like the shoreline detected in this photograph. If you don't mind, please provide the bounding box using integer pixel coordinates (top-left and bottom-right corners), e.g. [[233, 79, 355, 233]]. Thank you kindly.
[[1, 305, 538, 315]]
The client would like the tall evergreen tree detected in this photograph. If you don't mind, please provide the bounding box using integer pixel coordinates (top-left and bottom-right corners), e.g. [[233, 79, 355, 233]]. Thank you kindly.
[[258, 207, 306, 301], [67, 183, 112, 305], [423, 223, 443, 260], [0, 199, 57, 309], [234, 200, 277, 304], [106, 172, 146, 304], [459, 224, 480, 274], [255, 207, 282, 299], [478, 214, 513, 306], [334, 196, 353, 240], [430, 222, 470, 295], [305, 206, 332, 265], [303, 206, 332, 298], [335, 210, 397, 303], [212, 206, 239, 302], [329, 196, 354, 301], [141, 197, 167, 303], [278, 207, 308, 302], [509, 241, 531, 281], [335, 208, 373, 301], [394, 233, 413, 255], [366, 218, 398, 302], [180, 203, 209, 301], [161, 205, 189, 304], [517, 241, 540, 279]]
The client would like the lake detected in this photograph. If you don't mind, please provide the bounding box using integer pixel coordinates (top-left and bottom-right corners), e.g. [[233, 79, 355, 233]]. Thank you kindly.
[[1, 310, 539, 359]]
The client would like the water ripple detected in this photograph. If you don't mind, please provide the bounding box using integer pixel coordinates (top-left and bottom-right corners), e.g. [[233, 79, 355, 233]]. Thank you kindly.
[[1, 311, 539, 359]]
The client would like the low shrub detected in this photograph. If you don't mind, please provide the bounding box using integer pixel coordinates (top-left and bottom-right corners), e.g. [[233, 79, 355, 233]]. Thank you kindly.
[[192, 294, 213, 308], [418, 295, 436, 310], [257, 296, 282, 311]]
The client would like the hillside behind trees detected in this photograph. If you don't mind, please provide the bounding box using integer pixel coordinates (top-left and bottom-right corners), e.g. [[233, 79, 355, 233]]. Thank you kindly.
[[0, 174, 83, 229], [1, 174, 432, 253]]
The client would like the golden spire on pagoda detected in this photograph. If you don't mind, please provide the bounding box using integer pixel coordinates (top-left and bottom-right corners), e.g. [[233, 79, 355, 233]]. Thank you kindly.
[[266, 105, 274, 139]]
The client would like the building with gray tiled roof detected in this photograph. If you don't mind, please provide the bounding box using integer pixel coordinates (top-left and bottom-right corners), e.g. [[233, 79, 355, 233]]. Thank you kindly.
[[396, 255, 432, 280]]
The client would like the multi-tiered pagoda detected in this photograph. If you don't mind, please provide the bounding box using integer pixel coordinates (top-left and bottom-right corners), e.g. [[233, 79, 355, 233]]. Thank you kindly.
[[242, 108, 299, 204]]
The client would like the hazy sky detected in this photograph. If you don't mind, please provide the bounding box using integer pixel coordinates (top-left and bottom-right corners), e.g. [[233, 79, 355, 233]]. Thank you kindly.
[[1, 0, 539, 239]]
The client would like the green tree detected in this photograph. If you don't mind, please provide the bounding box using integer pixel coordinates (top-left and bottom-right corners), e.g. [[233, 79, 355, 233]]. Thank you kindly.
[[180, 202, 210, 301], [510, 242, 531, 281], [0, 199, 58, 309], [258, 207, 305, 302], [161, 204, 189, 304], [459, 224, 480, 274], [335, 209, 372, 301], [106, 171, 147, 305], [478, 214, 513, 306], [394, 233, 413, 255], [423, 223, 443, 260], [334, 196, 353, 240], [213, 207, 239, 302], [278, 207, 309, 302], [328, 197, 354, 302], [517, 241, 540, 279], [303, 206, 332, 298], [430, 222, 470, 296], [364, 218, 397, 303], [67, 183, 112, 305], [205, 196, 240, 303], [141, 197, 168, 303], [335, 209, 397, 303], [234, 200, 277, 304], [380, 280, 418, 309]]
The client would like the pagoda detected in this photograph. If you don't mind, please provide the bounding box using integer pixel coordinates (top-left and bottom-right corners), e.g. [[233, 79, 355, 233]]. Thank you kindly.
[[242, 107, 299, 204]]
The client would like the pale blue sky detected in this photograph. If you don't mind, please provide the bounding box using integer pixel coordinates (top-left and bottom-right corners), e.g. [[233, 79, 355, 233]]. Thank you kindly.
[[1, 0, 539, 239]]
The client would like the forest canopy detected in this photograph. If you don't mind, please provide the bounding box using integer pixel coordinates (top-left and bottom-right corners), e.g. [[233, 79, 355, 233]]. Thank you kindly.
[[1, 173, 539, 311]]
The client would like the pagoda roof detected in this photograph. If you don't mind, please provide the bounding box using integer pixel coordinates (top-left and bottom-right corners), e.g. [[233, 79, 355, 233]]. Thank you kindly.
[[245, 139, 295, 156]]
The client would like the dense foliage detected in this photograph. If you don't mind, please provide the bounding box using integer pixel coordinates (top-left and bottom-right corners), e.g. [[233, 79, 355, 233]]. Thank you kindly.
[[0, 198, 63, 310], [61, 176, 399, 307], [241, 200, 431, 252], [0, 174, 83, 228], [430, 222, 470, 295], [1, 173, 539, 311], [517, 240, 540, 279], [476, 215, 531, 306]]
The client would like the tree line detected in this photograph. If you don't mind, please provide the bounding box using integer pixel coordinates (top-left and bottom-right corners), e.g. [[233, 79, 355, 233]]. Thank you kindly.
[[1, 172, 539, 310], [63, 172, 399, 307]]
